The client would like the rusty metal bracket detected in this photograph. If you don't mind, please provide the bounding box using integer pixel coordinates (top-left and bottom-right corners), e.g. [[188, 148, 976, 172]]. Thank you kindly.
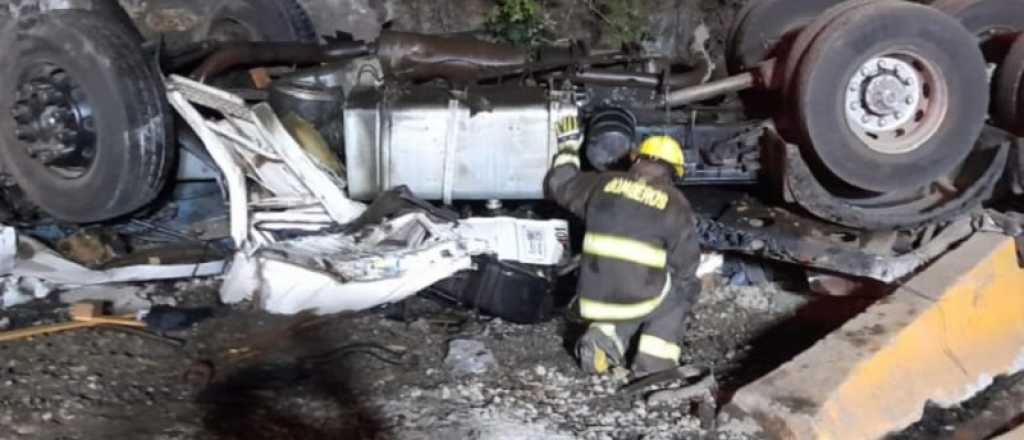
[[697, 201, 978, 283]]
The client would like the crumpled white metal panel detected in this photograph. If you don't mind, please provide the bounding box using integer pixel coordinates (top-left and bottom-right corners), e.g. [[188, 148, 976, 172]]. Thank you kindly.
[[167, 75, 570, 315]]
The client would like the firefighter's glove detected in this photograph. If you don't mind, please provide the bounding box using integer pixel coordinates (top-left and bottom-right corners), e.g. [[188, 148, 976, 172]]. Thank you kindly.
[[556, 115, 584, 153]]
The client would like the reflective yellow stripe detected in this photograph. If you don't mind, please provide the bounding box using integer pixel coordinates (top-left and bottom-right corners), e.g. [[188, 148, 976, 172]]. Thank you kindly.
[[583, 233, 667, 268], [557, 115, 579, 134], [591, 322, 624, 354], [638, 334, 682, 361], [553, 152, 580, 168], [579, 274, 671, 321]]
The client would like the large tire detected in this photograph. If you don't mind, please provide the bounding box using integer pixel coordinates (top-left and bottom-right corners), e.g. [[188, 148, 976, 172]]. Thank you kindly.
[[84, 0, 143, 40], [32, 0, 145, 40], [726, 0, 846, 75], [775, 130, 1007, 230], [774, 0, 886, 139], [196, 0, 318, 43], [933, 0, 1024, 128], [994, 34, 1024, 136], [932, 0, 1024, 51], [0, 10, 174, 223], [794, 1, 989, 192]]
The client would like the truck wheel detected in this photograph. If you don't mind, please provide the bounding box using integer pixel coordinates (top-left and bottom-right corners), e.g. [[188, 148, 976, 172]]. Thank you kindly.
[[726, 0, 846, 75], [994, 34, 1024, 136], [782, 132, 1008, 230], [198, 0, 318, 43], [794, 2, 989, 193], [0, 10, 173, 223], [86, 0, 143, 40], [933, 0, 1024, 63], [773, 0, 886, 137]]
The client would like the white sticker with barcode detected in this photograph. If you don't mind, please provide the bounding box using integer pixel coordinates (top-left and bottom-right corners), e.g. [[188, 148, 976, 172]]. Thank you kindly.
[[458, 217, 569, 266]]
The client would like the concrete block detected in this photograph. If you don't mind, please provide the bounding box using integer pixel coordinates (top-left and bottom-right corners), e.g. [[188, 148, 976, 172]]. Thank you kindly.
[[994, 424, 1024, 440], [730, 233, 1024, 440]]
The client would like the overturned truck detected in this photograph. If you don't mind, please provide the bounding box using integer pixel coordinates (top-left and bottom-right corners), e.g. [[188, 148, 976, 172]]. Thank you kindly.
[[0, 0, 1022, 287]]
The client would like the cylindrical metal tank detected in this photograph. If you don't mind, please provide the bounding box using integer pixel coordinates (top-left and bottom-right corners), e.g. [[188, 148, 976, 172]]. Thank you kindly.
[[344, 86, 575, 201]]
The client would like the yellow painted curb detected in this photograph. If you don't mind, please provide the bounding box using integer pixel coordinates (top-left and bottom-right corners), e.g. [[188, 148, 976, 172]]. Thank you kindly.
[[995, 425, 1024, 440], [731, 234, 1024, 440]]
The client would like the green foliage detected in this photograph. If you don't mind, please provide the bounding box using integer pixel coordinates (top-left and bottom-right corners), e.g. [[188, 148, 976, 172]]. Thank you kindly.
[[590, 0, 647, 46], [486, 0, 547, 46]]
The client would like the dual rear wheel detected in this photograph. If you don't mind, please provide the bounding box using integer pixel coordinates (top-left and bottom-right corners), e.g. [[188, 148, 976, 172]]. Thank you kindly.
[[0, 0, 317, 223], [727, 0, 1024, 228]]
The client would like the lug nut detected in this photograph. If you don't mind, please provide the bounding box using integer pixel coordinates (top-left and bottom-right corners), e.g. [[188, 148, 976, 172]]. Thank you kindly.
[[878, 59, 888, 69]]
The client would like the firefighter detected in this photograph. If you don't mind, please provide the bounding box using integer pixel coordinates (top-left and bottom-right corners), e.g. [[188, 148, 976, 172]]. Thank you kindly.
[[545, 115, 702, 377]]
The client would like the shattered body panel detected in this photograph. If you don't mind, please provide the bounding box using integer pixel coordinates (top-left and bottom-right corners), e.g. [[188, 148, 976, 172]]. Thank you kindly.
[[221, 213, 567, 315], [169, 75, 569, 314]]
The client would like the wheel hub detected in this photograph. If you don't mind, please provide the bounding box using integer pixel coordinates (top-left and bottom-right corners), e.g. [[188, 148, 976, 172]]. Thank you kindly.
[[844, 54, 946, 156], [10, 63, 96, 178], [846, 57, 921, 134]]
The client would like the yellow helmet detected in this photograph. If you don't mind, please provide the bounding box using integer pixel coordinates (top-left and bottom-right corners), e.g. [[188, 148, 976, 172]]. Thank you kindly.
[[638, 136, 685, 177]]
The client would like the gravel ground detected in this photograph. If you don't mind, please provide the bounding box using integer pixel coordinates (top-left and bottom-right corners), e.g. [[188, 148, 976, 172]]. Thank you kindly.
[[0, 275, 812, 440], [2, 272, 1017, 439]]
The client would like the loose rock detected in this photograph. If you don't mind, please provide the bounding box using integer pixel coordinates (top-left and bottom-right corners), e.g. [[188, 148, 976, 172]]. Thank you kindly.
[[445, 339, 497, 377]]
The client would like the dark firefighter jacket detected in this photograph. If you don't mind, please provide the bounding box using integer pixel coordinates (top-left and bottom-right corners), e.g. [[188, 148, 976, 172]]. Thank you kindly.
[[545, 158, 701, 322]]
